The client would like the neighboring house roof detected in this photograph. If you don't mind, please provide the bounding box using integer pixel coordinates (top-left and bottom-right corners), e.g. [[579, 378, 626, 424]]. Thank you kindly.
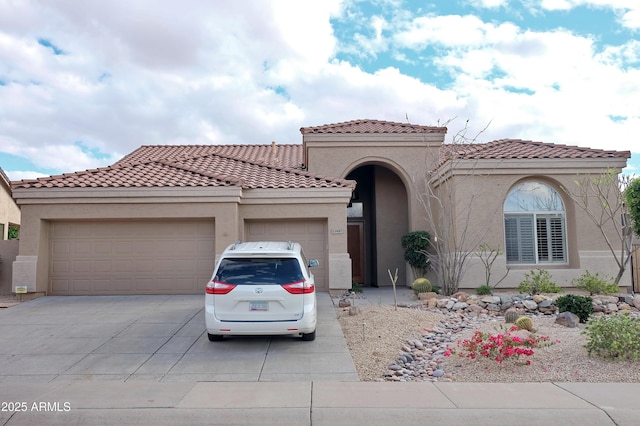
[[301, 119, 447, 134], [439, 139, 631, 163], [11, 145, 354, 190], [0, 167, 11, 194]]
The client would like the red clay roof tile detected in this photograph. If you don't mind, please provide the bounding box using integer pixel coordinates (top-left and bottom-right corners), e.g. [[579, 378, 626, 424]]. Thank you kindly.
[[11, 144, 354, 190], [300, 119, 446, 134], [440, 139, 630, 163], [10, 125, 630, 191]]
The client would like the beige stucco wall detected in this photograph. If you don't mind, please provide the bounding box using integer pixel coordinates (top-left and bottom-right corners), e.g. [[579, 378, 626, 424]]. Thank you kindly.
[[436, 158, 632, 291], [374, 166, 409, 286], [303, 132, 444, 233], [12, 186, 353, 294], [1, 179, 20, 240]]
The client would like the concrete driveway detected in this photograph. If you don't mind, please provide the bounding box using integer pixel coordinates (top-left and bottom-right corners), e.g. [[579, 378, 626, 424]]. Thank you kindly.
[[0, 293, 358, 383]]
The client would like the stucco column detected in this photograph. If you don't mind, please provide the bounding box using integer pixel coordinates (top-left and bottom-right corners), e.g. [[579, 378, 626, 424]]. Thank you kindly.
[[327, 205, 351, 291], [12, 211, 47, 294], [214, 203, 240, 260]]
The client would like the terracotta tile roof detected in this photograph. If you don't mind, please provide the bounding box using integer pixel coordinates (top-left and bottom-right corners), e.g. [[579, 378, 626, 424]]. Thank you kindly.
[[301, 119, 446, 134], [439, 139, 631, 163], [117, 143, 303, 169], [11, 144, 354, 190]]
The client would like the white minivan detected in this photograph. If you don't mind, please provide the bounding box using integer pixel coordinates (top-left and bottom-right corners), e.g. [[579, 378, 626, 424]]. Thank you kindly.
[[205, 241, 318, 341]]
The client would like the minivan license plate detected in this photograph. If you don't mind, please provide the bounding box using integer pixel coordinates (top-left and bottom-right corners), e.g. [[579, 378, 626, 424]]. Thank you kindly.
[[249, 301, 268, 311]]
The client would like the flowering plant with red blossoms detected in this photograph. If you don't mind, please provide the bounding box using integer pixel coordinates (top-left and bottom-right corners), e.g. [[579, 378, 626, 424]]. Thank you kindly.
[[444, 325, 555, 365]]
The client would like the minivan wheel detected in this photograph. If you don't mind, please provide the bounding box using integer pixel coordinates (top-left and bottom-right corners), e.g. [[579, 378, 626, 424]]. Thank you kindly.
[[208, 333, 224, 342], [301, 330, 316, 341]]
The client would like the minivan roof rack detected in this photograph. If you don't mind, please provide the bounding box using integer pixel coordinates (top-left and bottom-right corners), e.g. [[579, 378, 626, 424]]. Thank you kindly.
[[287, 241, 294, 251], [230, 241, 242, 250]]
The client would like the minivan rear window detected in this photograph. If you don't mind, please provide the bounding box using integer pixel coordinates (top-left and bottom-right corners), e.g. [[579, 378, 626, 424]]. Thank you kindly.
[[215, 258, 304, 285]]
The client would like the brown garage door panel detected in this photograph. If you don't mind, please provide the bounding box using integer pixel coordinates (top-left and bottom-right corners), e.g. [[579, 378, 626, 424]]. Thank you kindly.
[[49, 220, 215, 295], [245, 220, 328, 291]]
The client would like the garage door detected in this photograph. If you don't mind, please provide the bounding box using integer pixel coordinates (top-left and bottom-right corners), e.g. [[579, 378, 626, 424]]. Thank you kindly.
[[49, 220, 215, 295], [245, 220, 328, 291]]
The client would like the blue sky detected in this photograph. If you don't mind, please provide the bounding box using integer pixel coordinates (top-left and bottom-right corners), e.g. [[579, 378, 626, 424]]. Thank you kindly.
[[0, 0, 638, 180]]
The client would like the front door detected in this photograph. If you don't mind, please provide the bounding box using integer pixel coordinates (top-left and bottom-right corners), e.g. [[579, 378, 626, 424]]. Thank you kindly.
[[348, 222, 364, 284]]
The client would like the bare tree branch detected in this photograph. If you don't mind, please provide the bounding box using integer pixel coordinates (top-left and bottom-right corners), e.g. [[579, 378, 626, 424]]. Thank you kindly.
[[561, 170, 633, 284]]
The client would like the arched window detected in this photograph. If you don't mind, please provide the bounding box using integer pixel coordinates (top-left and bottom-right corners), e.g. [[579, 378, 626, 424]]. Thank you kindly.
[[504, 181, 567, 264]]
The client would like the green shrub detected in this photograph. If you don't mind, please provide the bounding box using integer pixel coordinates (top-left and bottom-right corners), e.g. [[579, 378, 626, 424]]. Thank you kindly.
[[351, 282, 363, 293], [584, 313, 640, 359], [431, 284, 441, 295], [555, 294, 593, 323], [516, 269, 562, 295], [475, 285, 493, 296], [626, 177, 640, 238], [401, 231, 431, 278], [412, 278, 432, 295], [572, 270, 618, 295]]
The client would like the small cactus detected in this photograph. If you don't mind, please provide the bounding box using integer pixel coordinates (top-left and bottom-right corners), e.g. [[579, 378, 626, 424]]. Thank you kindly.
[[504, 309, 519, 323], [412, 278, 432, 295], [514, 316, 534, 331]]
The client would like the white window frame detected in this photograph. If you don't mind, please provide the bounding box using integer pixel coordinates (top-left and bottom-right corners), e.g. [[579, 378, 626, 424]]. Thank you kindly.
[[504, 182, 568, 265]]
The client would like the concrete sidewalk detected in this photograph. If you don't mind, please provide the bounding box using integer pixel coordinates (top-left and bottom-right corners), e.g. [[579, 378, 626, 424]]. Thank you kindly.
[[1, 381, 638, 425], [2, 287, 639, 425]]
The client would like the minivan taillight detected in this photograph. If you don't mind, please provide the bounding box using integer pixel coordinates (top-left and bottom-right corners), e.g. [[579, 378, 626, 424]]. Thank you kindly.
[[206, 281, 236, 295], [282, 280, 315, 294]]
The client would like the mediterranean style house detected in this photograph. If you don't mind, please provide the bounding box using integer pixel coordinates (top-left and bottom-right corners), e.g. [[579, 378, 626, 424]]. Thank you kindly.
[[10, 119, 631, 296]]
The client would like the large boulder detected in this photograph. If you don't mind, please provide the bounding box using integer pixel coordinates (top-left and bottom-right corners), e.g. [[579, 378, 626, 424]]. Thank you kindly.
[[555, 311, 580, 328]]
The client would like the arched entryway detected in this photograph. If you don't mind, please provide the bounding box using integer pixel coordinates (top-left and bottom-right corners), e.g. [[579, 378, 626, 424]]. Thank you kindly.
[[345, 164, 409, 287]]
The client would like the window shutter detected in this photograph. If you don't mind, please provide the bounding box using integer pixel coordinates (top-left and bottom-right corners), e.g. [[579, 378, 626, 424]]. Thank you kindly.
[[519, 216, 535, 262], [536, 218, 550, 261], [505, 215, 535, 263], [549, 217, 565, 261]]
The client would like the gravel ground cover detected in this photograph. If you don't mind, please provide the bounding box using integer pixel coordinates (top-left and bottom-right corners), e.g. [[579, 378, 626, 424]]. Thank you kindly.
[[337, 302, 640, 382]]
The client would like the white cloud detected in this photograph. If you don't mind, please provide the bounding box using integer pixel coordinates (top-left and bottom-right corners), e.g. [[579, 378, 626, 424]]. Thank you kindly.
[[468, 0, 509, 7], [5, 171, 50, 181], [0, 0, 637, 179]]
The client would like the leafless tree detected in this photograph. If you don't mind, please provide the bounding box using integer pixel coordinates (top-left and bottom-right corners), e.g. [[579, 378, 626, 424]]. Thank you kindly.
[[477, 243, 510, 290], [561, 169, 633, 284], [416, 119, 501, 296]]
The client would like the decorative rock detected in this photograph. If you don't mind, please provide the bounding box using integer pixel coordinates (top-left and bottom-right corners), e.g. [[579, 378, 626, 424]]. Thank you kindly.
[[338, 299, 351, 308], [452, 302, 468, 311], [486, 304, 501, 312], [606, 303, 618, 312], [555, 311, 580, 328], [467, 304, 483, 314], [523, 300, 538, 310], [600, 296, 619, 304], [418, 292, 438, 300], [348, 306, 359, 316], [619, 303, 631, 311], [633, 295, 640, 309], [452, 292, 469, 302], [436, 299, 449, 309], [501, 300, 514, 310], [533, 294, 548, 303], [538, 299, 553, 308], [480, 296, 501, 304]]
